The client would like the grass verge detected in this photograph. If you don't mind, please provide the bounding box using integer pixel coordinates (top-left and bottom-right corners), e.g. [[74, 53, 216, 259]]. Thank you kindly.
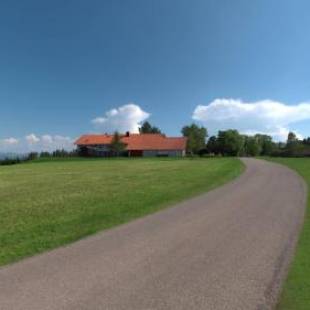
[[0, 157, 243, 266], [265, 158, 310, 310]]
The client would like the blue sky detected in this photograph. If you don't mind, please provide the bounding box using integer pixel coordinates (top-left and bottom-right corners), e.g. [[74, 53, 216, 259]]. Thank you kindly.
[[1, 0, 310, 151]]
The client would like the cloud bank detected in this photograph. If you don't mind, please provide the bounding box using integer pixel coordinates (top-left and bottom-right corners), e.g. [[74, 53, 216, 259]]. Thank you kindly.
[[3, 137, 19, 145], [193, 98, 310, 141], [0, 134, 74, 153], [92, 103, 150, 133]]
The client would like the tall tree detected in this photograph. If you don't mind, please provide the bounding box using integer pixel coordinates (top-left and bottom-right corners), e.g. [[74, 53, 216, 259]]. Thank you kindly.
[[255, 134, 274, 156], [139, 121, 162, 134], [244, 136, 261, 156], [286, 131, 301, 156], [287, 132, 298, 144], [181, 124, 208, 154], [109, 132, 126, 156], [217, 130, 244, 156], [206, 136, 219, 154]]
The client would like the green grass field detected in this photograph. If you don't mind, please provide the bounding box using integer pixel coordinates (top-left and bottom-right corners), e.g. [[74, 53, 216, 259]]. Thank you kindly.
[[0, 157, 243, 266], [266, 158, 310, 310]]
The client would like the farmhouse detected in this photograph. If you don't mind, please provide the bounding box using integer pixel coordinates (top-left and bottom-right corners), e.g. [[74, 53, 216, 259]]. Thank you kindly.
[[75, 133, 187, 157]]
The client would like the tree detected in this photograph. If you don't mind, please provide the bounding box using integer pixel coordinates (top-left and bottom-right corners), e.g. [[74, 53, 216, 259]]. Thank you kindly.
[[302, 137, 310, 145], [139, 121, 162, 134], [287, 132, 298, 144], [28, 152, 39, 161], [217, 130, 244, 156], [255, 134, 274, 156], [53, 149, 69, 157], [40, 151, 51, 158], [286, 132, 300, 156], [181, 124, 208, 154], [109, 131, 126, 156], [244, 136, 261, 156], [206, 136, 219, 154]]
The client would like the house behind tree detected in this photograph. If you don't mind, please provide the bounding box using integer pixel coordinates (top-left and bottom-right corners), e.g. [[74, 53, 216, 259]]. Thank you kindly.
[[75, 132, 187, 157]]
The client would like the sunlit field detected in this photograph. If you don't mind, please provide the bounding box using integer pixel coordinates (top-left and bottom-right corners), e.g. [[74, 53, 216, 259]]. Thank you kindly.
[[0, 157, 243, 266]]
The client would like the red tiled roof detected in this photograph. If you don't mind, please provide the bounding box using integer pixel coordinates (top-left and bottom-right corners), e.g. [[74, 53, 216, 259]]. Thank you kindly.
[[75, 133, 187, 151], [75, 134, 113, 145]]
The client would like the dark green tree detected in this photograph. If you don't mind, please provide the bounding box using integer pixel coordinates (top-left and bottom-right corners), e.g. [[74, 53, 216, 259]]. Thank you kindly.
[[52, 149, 69, 157], [206, 136, 219, 154], [28, 152, 39, 161], [286, 132, 300, 156], [181, 124, 208, 155], [255, 134, 274, 156], [244, 136, 261, 156], [139, 121, 162, 134], [302, 137, 310, 145], [109, 131, 126, 156], [287, 132, 298, 144], [40, 151, 51, 158], [217, 130, 244, 156]]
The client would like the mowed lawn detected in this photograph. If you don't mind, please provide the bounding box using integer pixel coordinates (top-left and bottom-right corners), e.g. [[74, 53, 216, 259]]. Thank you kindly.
[[266, 158, 310, 310], [0, 157, 243, 266]]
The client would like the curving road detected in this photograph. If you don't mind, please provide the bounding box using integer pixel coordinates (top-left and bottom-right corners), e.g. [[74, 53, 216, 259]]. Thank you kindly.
[[0, 159, 307, 310]]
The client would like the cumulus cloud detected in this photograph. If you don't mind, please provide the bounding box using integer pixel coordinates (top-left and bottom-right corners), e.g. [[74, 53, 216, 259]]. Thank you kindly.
[[36, 135, 74, 152], [193, 98, 310, 141], [92, 103, 150, 133], [25, 133, 40, 144], [41, 134, 53, 144], [0, 137, 20, 152], [3, 137, 19, 145]]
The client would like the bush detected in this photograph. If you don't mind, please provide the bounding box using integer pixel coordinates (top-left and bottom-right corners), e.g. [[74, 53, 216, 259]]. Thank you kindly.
[[0, 158, 21, 166], [27, 152, 39, 161]]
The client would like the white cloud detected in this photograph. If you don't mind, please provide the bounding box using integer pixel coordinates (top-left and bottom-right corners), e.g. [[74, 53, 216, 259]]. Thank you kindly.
[[25, 133, 40, 144], [193, 98, 310, 141], [41, 134, 53, 144], [38, 135, 74, 152], [0, 137, 20, 153], [92, 103, 150, 133], [3, 137, 19, 145], [0, 134, 74, 153]]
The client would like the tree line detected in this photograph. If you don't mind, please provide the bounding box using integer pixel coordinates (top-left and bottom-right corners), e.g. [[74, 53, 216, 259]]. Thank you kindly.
[[95, 121, 310, 157], [108, 121, 310, 157], [181, 124, 310, 157], [0, 149, 78, 165]]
